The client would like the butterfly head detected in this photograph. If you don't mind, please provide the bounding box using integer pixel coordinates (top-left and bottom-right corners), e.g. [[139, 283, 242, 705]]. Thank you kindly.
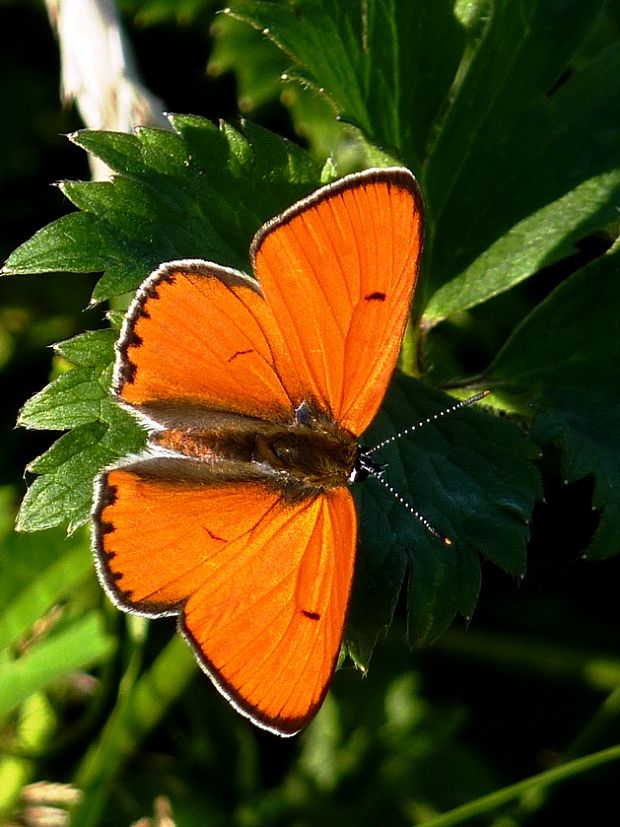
[[350, 449, 386, 484]]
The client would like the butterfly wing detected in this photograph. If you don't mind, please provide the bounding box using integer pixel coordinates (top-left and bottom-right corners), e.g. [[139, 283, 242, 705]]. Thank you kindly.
[[114, 260, 305, 426], [114, 168, 422, 435], [251, 167, 423, 435], [94, 457, 357, 735]]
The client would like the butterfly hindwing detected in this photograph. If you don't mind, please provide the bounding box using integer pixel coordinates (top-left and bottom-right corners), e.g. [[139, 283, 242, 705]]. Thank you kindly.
[[94, 456, 357, 735]]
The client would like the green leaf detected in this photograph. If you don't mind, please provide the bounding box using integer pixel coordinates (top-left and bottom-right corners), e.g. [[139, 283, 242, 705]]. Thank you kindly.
[[0, 532, 92, 652], [55, 329, 117, 367], [18, 365, 113, 431], [2, 212, 119, 275], [228, 0, 468, 171], [0, 612, 115, 720], [4, 117, 322, 301], [70, 129, 147, 176], [423, 3, 616, 307], [488, 245, 620, 560], [424, 169, 620, 324], [15, 328, 147, 533], [18, 408, 146, 534], [347, 375, 540, 661], [17, 330, 116, 433]]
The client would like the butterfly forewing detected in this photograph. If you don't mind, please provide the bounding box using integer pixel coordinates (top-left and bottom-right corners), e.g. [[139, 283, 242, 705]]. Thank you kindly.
[[114, 261, 302, 424], [252, 167, 423, 435]]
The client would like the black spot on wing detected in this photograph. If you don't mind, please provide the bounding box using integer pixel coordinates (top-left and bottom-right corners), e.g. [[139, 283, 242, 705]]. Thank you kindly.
[[205, 527, 227, 543], [94, 481, 118, 521], [365, 291, 386, 302], [93, 480, 119, 558], [115, 271, 172, 390], [143, 270, 175, 297], [116, 330, 143, 386], [227, 349, 253, 363], [116, 348, 138, 386], [119, 359, 137, 386], [102, 481, 118, 505], [99, 519, 115, 537], [302, 609, 321, 621]]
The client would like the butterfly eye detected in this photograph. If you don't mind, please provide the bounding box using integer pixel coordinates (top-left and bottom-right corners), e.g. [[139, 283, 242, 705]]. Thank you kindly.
[[295, 401, 314, 426]]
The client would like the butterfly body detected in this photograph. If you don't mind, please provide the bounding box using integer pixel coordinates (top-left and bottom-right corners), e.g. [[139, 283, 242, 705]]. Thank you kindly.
[[150, 402, 359, 500], [93, 167, 423, 735]]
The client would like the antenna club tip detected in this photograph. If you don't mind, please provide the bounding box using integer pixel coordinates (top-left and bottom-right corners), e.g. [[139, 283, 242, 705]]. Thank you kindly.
[[443, 537, 453, 546]]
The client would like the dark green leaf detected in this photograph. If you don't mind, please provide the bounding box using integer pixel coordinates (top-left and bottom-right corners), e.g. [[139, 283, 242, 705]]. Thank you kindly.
[[424, 169, 620, 324], [228, 0, 468, 171], [347, 482, 407, 670], [209, 11, 288, 112], [18, 407, 146, 534], [6, 117, 321, 302], [407, 537, 463, 650], [227, 1, 618, 327], [488, 245, 620, 559], [211, 9, 354, 162], [347, 375, 540, 658], [422, 4, 616, 309]]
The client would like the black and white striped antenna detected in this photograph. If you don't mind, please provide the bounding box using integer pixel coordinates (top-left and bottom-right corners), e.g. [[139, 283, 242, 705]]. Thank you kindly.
[[366, 390, 490, 456], [360, 390, 490, 544]]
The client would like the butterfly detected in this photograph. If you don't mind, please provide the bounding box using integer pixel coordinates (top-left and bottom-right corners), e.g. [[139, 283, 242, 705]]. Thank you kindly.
[[93, 167, 424, 736]]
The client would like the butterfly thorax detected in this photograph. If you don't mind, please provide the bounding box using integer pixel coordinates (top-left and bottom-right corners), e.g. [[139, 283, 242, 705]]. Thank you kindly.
[[150, 406, 359, 500]]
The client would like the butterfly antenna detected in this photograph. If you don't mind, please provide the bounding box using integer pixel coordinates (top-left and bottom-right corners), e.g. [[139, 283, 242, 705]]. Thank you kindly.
[[367, 390, 490, 456], [363, 464, 453, 546]]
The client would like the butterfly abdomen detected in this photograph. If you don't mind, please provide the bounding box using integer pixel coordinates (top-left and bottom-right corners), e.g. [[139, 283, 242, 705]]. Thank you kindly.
[[150, 415, 358, 498]]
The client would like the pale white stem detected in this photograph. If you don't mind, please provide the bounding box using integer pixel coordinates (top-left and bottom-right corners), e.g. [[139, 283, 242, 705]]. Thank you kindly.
[[45, 0, 170, 179]]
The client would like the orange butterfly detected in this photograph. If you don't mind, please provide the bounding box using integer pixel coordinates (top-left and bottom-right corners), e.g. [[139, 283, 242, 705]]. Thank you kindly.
[[93, 167, 423, 736]]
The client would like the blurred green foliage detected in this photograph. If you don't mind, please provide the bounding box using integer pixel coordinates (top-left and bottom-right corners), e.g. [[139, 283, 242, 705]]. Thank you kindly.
[[1, 1, 620, 825]]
